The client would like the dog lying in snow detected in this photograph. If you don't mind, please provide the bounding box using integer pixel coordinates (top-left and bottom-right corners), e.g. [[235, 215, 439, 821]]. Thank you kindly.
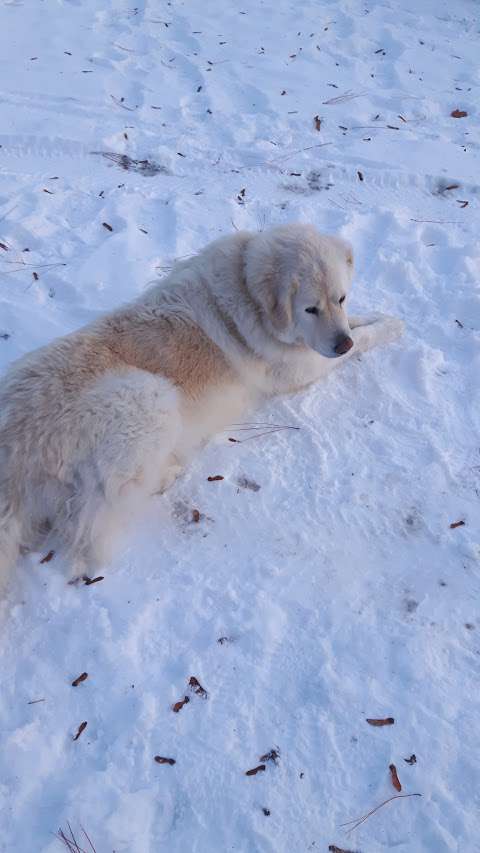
[[0, 224, 403, 580]]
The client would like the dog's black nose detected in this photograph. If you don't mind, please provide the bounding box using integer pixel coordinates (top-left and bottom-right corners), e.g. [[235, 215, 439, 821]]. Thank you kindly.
[[334, 335, 354, 355]]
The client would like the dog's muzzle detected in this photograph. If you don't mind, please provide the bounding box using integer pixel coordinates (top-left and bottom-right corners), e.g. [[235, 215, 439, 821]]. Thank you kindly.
[[334, 335, 354, 355]]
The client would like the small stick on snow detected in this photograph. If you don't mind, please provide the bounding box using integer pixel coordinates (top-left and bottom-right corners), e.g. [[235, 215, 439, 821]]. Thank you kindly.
[[340, 793, 422, 834], [322, 89, 366, 105], [56, 822, 97, 853]]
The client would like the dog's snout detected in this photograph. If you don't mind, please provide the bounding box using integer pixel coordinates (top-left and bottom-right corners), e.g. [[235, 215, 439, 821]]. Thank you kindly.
[[334, 335, 354, 355]]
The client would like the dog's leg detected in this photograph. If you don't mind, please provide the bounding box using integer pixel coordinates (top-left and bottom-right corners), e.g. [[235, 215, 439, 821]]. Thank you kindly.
[[348, 313, 404, 352], [50, 370, 182, 575], [152, 455, 185, 495]]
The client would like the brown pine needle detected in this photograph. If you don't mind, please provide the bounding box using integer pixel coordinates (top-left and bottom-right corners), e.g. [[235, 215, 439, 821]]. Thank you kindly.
[[340, 793, 422, 834]]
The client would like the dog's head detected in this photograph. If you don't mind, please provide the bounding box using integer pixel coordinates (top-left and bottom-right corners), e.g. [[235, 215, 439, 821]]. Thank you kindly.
[[245, 224, 355, 358]]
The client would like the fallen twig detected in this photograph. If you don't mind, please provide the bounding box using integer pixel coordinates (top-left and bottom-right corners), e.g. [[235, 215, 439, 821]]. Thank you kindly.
[[410, 219, 460, 225], [322, 89, 366, 105], [340, 793, 422, 834], [237, 142, 332, 170], [1, 262, 66, 275], [225, 422, 300, 444], [110, 94, 136, 111], [92, 151, 169, 176], [56, 823, 97, 853], [112, 42, 136, 52]]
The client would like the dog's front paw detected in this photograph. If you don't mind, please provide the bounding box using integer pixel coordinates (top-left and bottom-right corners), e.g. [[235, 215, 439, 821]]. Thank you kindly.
[[351, 314, 404, 353]]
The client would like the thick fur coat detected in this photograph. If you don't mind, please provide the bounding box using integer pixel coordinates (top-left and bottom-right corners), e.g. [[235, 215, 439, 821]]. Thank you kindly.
[[0, 224, 403, 581]]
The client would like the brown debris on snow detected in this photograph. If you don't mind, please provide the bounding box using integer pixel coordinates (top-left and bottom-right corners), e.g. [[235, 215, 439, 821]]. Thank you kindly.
[[259, 748, 280, 765], [245, 764, 266, 776], [72, 721, 87, 741], [172, 696, 190, 713], [188, 676, 208, 699], [83, 575, 104, 585], [340, 793, 422, 833], [329, 846, 360, 853], [39, 550, 55, 564], [389, 763, 402, 791], [366, 717, 395, 726]]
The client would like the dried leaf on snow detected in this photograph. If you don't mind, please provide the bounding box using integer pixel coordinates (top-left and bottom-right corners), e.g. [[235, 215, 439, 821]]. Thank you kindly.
[[245, 764, 266, 776], [389, 763, 402, 791], [189, 676, 208, 699], [366, 717, 394, 726], [73, 721, 88, 741], [172, 696, 190, 713], [39, 550, 55, 564]]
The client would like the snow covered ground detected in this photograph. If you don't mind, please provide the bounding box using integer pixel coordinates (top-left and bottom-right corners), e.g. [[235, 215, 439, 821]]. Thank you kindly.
[[1, 0, 479, 850]]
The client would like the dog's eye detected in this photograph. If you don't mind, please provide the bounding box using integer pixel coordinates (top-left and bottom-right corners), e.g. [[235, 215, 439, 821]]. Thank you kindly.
[[339, 295, 346, 305], [305, 306, 319, 315]]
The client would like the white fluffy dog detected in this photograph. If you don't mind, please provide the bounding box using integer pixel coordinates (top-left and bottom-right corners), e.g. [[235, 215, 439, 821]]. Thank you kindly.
[[0, 224, 403, 580]]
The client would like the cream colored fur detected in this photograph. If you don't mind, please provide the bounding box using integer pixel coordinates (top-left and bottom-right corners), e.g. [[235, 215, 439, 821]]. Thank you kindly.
[[0, 224, 403, 580]]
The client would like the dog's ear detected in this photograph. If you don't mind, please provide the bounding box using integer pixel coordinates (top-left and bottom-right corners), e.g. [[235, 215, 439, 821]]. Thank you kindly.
[[244, 234, 298, 331], [271, 278, 298, 330]]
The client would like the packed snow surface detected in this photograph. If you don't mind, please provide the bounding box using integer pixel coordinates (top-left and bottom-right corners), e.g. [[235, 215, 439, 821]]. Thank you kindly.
[[0, 0, 479, 851]]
